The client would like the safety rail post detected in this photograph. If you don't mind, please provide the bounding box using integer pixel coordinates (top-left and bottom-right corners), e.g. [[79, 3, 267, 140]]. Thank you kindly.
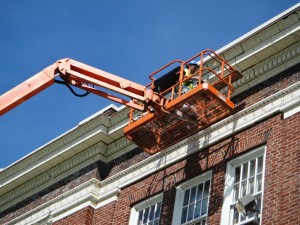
[[227, 68, 234, 99], [205, 50, 236, 97], [128, 108, 134, 124], [177, 63, 185, 97], [199, 50, 205, 85], [221, 60, 225, 78]]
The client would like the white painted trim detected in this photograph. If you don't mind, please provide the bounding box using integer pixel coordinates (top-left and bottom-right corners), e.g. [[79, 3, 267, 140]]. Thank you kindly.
[[282, 98, 300, 119]]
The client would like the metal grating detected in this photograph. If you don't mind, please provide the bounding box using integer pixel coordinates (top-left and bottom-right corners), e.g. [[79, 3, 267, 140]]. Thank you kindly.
[[124, 83, 233, 154]]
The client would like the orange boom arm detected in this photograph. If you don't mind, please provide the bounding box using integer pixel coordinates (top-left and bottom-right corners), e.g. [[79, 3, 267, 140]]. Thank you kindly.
[[0, 58, 164, 116]]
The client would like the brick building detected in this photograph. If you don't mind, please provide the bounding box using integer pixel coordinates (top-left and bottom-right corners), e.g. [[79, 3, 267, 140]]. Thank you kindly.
[[1, 3, 300, 225]]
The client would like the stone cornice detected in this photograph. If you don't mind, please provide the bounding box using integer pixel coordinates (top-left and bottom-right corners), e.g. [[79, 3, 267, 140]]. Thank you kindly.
[[0, 106, 129, 194], [0, 142, 107, 212], [233, 41, 300, 96], [218, 3, 300, 62], [4, 178, 121, 225]]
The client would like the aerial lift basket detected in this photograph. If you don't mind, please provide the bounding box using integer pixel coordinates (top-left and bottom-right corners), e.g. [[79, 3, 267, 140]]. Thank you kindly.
[[124, 49, 242, 154]]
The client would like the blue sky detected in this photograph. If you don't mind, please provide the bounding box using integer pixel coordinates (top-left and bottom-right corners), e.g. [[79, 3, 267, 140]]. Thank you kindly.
[[0, 0, 298, 169]]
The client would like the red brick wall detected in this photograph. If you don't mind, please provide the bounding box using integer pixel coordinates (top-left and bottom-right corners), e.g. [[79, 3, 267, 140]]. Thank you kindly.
[[53, 206, 94, 225], [4, 112, 299, 225], [119, 114, 277, 225], [262, 111, 300, 225], [95, 111, 298, 225], [92, 201, 117, 225]]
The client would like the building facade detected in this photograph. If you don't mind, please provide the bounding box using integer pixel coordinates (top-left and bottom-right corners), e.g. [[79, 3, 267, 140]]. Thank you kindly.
[[1, 4, 300, 225]]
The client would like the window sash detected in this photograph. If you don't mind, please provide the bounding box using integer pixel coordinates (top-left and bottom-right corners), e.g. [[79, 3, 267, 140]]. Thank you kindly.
[[233, 155, 264, 201], [180, 180, 210, 224], [130, 194, 163, 225], [172, 172, 212, 225], [221, 147, 266, 225], [231, 155, 264, 224], [137, 201, 161, 225]]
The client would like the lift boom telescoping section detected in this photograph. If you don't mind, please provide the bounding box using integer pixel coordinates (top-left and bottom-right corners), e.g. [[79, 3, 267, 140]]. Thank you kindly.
[[0, 58, 161, 115], [0, 49, 242, 154]]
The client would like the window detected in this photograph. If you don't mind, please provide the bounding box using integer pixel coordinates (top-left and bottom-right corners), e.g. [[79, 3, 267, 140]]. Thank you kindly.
[[172, 172, 212, 225], [221, 147, 266, 225], [129, 194, 162, 225]]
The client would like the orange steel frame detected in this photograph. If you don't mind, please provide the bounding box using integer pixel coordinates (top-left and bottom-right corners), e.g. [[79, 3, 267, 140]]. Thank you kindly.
[[0, 58, 163, 116], [0, 49, 241, 154]]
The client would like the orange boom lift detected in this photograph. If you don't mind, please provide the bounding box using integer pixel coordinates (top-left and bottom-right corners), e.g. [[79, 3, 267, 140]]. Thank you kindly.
[[0, 49, 241, 154]]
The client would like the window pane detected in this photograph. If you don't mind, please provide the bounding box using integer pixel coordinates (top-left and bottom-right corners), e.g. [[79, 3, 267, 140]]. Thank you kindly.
[[203, 181, 210, 198], [256, 174, 262, 192], [194, 201, 201, 218], [196, 183, 203, 200], [149, 205, 155, 221], [143, 208, 149, 224], [241, 181, 247, 196], [183, 189, 190, 206], [249, 159, 255, 177], [155, 202, 161, 219], [240, 212, 246, 222], [233, 207, 239, 224], [234, 184, 239, 201], [190, 186, 197, 203], [138, 211, 143, 225], [257, 196, 262, 213], [242, 163, 248, 180], [188, 204, 194, 221], [249, 177, 254, 194], [201, 197, 208, 216], [257, 156, 263, 173], [235, 166, 241, 183], [181, 206, 187, 224]]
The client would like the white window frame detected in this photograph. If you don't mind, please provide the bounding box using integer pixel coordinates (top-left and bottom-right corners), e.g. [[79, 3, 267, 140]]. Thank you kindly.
[[129, 193, 163, 225], [172, 171, 212, 225], [221, 146, 266, 225]]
